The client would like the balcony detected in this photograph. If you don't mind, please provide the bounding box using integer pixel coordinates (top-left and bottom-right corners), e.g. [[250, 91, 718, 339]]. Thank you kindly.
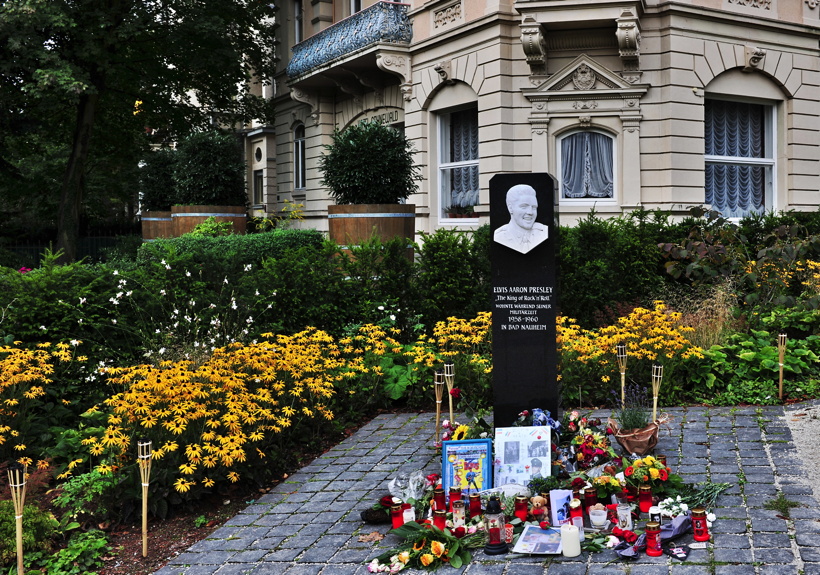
[[286, 1, 412, 80]]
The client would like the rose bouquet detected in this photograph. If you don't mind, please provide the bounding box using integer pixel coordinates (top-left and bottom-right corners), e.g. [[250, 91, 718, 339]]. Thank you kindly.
[[368, 522, 485, 572], [623, 455, 682, 494], [569, 426, 616, 470]]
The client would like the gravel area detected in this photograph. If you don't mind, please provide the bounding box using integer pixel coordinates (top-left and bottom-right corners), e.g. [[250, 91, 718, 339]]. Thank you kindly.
[[783, 399, 820, 503]]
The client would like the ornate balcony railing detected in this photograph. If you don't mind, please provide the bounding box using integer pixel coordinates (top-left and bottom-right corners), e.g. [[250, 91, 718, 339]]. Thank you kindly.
[[286, 1, 412, 78]]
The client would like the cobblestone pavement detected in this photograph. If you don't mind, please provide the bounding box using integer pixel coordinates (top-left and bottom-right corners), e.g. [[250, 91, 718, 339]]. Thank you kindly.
[[154, 405, 820, 575]]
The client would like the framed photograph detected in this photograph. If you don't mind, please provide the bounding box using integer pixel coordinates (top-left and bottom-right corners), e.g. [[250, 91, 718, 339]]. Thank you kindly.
[[511, 524, 563, 554], [441, 439, 493, 496], [493, 426, 552, 488], [549, 489, 573, 526]]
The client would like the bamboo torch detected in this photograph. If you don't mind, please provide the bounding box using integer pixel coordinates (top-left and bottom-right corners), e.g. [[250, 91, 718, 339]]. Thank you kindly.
[[8, 462, 26, 575], [616, 344, 628, 409], [443, 362, 455, 424], [778, 333, 787, 400], [651, 364, 664, 422], [138, 439, 153, 558], [434, 371, 445, 442]]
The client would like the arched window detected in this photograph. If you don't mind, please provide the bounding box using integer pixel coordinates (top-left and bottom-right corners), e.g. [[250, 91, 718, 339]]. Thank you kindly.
[[704, 98, 773, 218], [438, 106, 479, 219], [293, 124, 306, 190], [558, 131, 614, 200]]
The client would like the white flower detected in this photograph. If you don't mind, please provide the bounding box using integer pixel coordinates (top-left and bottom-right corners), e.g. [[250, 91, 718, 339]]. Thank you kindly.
[[378, 305, 384, 311], [606, 535, 620, 548], [255, 290, 260, 296], [126, 291, 132, 297], [706, 512, 716, 523], [158, 347, 166, 355], [155, 329, 160, 334], [680, 503, 688, 512], [160, 289, 166, 296], [390, 315, 396, 321], [39, 325, 47, 331], [112, 270, 119, 275], [70, 340, 80, 346], [186, 271, 191, 277], [244, 264, 252, 271], [79, 297, 86, 305], [223, 277, 229, 284], [165, 264, 171, 270], [160, 260, 166, 265], [112, 319, 117, 324]]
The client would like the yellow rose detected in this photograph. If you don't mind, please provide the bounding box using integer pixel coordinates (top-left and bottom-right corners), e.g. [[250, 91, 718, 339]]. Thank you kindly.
[[633, 460, 643, 468], [430, 540, 447, 558], [649, 468, 660, 480], [644, 456, 655, 465], [420, 553, 436, 567], [398, 551, 410, 564]]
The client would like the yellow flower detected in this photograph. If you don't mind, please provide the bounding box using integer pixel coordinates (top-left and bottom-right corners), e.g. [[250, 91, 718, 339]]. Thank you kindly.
[[398, 551, 410, 564], [202, 477, 215, 488], [412, 538, 426, 552], [644, 456, 655, 465], [174, 478, 194, 493], [649, 468, 660, 480], [430, 540, 446, 558], [420, 553, 436, 567], [452, 425, 470, 441]]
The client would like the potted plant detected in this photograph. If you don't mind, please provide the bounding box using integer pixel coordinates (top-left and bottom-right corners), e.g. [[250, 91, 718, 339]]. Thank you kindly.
[[319, 120, 421, 257], [170, 130, 248, 236], [607, 383, 663, 456]]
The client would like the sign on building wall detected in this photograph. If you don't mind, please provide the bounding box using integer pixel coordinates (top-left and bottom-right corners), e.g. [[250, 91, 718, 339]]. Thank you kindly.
[[349, 106, 404, 127], [490, 173, 559, 426]]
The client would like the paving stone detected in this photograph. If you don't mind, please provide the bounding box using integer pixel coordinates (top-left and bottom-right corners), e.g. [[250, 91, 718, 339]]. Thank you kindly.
[[801, 548, 820, 562], [714, 566, 756, 575], [757, 566, 799, 575], [750, 518, 789, 532], [752, 532, 790, 547], [710, 520, 748, 534], [544, 565, 587, 575], [713, 534, 750, 548], [805, 565, 820, 575], [754, 548, 795, 563], [667, 566, 711, 575], [713, 547, 754, 563], [281, 566, 323, 575], [263, 548, 303, 562], [463, 563, 506, 575], [214, 565, 256, 575]]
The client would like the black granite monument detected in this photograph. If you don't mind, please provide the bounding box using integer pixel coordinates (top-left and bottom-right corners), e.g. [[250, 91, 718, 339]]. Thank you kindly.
[[489, 173, 559, 426]]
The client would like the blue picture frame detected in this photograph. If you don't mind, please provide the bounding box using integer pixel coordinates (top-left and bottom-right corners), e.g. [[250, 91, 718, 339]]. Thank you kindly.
[[441, 438, 493, 496]]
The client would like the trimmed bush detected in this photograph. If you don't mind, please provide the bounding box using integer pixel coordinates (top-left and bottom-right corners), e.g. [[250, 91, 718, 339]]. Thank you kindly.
[[174, 130, 247, 206]]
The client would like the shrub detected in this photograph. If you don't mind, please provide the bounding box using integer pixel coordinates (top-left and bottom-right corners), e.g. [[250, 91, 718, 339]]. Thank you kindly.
[[139, 147, 178, 211], [0, 501, 59, 565], [174, 130, 247, 207]]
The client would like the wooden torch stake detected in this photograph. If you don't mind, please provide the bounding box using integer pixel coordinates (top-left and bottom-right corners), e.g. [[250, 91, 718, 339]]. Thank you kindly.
[[444, 362, 455, 424], [616, 344, 627, 409], [651, 364, 663, 423], [778, 333, 787, 400], [434, 371, 444, 441], [8, 463, 27, 575], [138, 440, 153, 558]]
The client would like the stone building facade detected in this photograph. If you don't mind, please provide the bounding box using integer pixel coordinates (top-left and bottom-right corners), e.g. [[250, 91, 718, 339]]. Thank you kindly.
[[243, 0, 820, 231]]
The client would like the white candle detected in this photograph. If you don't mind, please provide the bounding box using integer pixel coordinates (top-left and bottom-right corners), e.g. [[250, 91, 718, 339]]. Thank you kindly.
[[561, 524, 582, 557]]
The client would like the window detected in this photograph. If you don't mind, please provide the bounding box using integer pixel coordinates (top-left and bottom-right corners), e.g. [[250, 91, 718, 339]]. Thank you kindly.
[[293, 124, 306, 190], [439, 107, 479, 219], [558, 131, 614, 200], [350, 0, 361, 14], [253, 170, 264, 205], [294, 0, 303, 43], [705, 99, 773, 218]]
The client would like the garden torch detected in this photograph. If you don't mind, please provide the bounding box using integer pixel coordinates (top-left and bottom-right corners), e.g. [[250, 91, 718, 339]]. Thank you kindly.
[[616, 344, 627, 408], [651, 364, 664, 422], [434, 371, 445, 442], [138, 439, 153, 558], [8, 462, 26, 575], [778, 333, 787, 400], [443, 361, 455, 424]]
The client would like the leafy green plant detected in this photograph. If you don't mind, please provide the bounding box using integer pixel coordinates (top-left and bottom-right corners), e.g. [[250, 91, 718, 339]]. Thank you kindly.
[[174, 130, 247, 207], [194, 515, 209, 528], [763, 492, 801, 518], [319, 120, 421, 205], [139, 146, 178, 211], [0, 501, 59, 565], [187, 216, 235, 237], [612, 383, 652, 429], [39, 530, 109, 575], [52, 470, 120, 528]]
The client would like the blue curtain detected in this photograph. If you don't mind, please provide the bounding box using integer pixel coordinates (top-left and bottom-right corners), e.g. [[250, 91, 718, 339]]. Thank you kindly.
[[705, 100, 765, 218], [561, 132, 614, 198]]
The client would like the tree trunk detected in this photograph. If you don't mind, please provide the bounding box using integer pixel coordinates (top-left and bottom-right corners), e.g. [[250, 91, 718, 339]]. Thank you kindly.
[[56, 91, 101, 263]]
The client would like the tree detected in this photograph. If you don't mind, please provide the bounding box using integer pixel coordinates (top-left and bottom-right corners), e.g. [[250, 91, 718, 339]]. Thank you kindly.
[[0, 0, 277, 261]]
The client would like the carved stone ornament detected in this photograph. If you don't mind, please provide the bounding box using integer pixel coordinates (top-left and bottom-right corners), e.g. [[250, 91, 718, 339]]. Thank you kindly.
[[434, 60, 454, 85], [290, 88, 320, 126], [744, 46, 767, 72], [807, 0, 819, 8], [434, 3, 461, 28], [376, 51, 413, 101], [572, 64, 596, 90], [520, 14, 548, 77], [572, 101, 598, 110], [728, 0, 772, 9], [579, 115, 592, 127], [616, 8, 642, 84]]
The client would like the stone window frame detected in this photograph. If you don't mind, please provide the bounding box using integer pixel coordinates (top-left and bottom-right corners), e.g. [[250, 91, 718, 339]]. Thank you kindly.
[[293, 123, 306, 190], [555, 128, 619, 206]]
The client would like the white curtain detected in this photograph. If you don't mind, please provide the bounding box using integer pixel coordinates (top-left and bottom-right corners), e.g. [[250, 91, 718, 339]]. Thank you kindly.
[[705, 100, 765, 218], [561, 132, 613, 198], [449, 109, 479, 207]]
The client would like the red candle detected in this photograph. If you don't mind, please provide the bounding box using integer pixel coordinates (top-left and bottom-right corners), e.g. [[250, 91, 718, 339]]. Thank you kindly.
[[514, 495, 529, 522], [469, 493, 482, 518], [433, 487, 446, 512], [390, 504, 404, 529], [433, 509, 447, 530], [449, 486, 462, 512], [569, 498, 583, 521], [584, 488, 598, 513], [645, 521, 663, 556], [639, 486, 653, 514], [691, 508, 711, 542]]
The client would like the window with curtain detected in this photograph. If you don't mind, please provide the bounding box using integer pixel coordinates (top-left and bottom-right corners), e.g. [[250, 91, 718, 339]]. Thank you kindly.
[[253, 170, 264, 205], [439, 107, 479, 219], [559, 131, 614, 199], [705, 99, 773, 218], [294, 124, 306, 190]]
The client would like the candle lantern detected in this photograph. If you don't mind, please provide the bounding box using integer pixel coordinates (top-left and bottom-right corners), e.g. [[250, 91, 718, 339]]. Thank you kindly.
[[645, 521, 663, 556], [483, 496, 508, 555], [432, 487, 446, 512], [514, 495, 529, 522], [443, 361, 455, 423], [138, 439, 153, 558], [433, 509, 447, 530], [391, 504, 405, 529], [468, 493, 482, 519], [569, 498, 584, 541], [691, 508, 711, 542], [448, 486, 462, 512], [638, 485, 653, 513], [616, 502, 633, 530], [616, 343, 628, 408], [651, 364, 663, 422], [648, 505, 662, 525], [778, 333, 787, 400], [452, 500, 466, 527], [656, 454, 667, 467], [8, 462, 27, 575], [584, 487, 598, 512], [434, 372, 445, 441]]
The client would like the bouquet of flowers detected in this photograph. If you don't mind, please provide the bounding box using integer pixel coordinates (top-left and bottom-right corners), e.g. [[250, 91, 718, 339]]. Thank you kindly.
[[569, 426, 616, 470], [623, 455, 681, 493], [591, 473, 624, 500], [368, 522, 485, 572]]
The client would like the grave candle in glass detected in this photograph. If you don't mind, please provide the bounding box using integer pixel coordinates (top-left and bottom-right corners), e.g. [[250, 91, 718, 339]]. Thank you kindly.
[[390, 504, 404, 529], [483, 496, 508, 555], [656, 454, 667, 466], [569, 498, 584, 541], [691, 508, 711, 542], [514, 495, 529, 522], [638, 485, 653, 513], [616, 502, 633, 530], [433, 509, 447, 530], [584, 487, 598, 512], [433, 487, 446, 512], [449, 486, 462, 512], [452, 500, 466, 527], [469, 493, 482, 518], [645, 521, 663, 556]]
